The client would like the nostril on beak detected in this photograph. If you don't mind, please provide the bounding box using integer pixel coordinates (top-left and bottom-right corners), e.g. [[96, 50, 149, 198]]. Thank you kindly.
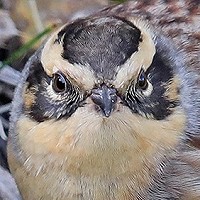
[[91, 84, 117, 117]]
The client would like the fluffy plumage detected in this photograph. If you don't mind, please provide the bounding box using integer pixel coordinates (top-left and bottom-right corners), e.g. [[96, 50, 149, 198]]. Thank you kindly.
[[6, 1, 200, 199]]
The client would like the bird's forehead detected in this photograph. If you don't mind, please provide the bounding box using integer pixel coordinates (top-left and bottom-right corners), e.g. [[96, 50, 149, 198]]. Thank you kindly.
[[41, 16, 155, 89]]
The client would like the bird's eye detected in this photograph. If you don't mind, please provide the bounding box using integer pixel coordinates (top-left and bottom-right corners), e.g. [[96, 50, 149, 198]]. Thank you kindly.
[[52, 73, 67, 93], [136, 69, 148, 90]]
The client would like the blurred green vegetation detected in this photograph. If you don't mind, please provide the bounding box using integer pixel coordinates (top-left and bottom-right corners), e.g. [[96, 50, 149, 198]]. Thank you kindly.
[[1, 24, 56, 69], [111, 0, 127, 3]]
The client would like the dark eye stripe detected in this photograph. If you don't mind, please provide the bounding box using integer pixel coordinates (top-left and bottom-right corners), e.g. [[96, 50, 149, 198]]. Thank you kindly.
[[24, 62, 84, 122], [122, 50, 179, 120]]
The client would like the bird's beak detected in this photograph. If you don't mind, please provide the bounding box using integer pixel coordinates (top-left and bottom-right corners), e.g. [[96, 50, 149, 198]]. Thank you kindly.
[[91, 84, 117, 117]]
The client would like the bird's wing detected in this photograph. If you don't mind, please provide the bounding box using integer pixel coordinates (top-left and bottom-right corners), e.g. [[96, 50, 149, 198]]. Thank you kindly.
[[0, 166, 21, 200]]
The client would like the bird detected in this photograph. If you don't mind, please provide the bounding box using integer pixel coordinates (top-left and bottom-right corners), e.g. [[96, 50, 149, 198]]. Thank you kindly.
[[6, 0, 200, 199]]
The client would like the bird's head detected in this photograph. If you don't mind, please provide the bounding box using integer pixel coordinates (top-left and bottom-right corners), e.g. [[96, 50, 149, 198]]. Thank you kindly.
[[18, 15, 186, 176]]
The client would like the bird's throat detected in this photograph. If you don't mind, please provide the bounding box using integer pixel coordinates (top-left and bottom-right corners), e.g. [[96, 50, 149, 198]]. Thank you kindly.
[[8, 106, 185, 199]]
